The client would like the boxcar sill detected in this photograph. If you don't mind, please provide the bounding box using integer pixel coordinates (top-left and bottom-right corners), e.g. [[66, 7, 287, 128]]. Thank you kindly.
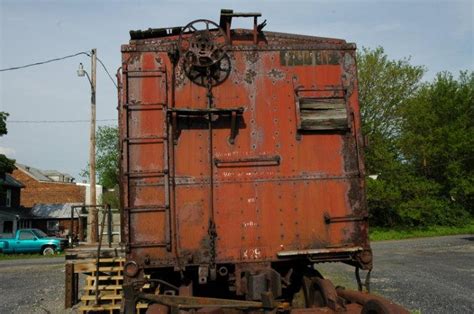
[[277, 246, 363, 257]]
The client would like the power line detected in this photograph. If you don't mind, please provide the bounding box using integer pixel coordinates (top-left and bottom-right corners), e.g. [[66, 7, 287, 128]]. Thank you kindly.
[[0, 50, 118, 89], [97, 57, 118, 89], [81, 51, 118, 88], [0, 52, 89, 72], [8, 119, 117, 124]]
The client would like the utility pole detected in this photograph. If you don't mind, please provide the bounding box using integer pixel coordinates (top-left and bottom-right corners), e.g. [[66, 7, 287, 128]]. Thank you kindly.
[[89, 48, 97, 243]]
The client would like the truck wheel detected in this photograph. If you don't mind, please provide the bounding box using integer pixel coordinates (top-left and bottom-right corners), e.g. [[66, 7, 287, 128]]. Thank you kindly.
[[42, 246, 55, 256]]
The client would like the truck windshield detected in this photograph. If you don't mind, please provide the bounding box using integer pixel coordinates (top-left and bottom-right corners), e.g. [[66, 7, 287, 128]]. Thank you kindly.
[[32, 229, 48, 238]]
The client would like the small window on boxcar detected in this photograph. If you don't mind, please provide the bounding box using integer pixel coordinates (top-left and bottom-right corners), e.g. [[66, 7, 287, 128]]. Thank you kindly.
[[297, 97, 349, 131]]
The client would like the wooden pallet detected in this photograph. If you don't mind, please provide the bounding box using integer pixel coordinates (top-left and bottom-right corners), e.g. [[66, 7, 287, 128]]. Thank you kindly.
[[78, 258, 150, 313]]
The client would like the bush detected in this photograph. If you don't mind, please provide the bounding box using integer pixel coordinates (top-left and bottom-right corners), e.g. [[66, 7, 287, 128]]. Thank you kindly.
[[367, 178, 401, 227], [367, 169, 470, 227]]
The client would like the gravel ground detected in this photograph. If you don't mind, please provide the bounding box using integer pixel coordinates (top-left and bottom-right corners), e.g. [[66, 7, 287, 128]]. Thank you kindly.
[[0, 257, 74, 314], [0, 234, 472, 313], [317, 234, 474, 313]]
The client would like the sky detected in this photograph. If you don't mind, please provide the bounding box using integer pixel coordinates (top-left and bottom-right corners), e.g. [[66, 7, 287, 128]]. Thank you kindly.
[[0, 0, 473, 181]]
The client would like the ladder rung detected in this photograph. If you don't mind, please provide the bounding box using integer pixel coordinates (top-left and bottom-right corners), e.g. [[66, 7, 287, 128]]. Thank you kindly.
[[167, 107, 244, 115], [124, 136, 167, 144], [124, 170, 167, 178], [126, 67, 166, 74], [127, 73, 165, 78], [126, 205, 168, 213], [125, 103, 167, 110], [128, 241, 168, 249]]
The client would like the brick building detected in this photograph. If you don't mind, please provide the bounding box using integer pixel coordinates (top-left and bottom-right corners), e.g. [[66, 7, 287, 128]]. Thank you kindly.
[[12, 163, 86, 207], [5, 163, 111, 240]]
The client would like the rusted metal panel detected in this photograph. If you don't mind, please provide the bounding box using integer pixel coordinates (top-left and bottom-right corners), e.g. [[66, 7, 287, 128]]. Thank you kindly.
[[120, 30, 370, 265], [120, 11, 375, 312]]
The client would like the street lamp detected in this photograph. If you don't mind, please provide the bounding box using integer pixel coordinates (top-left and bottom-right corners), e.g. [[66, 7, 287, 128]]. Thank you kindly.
[[77, 63, 86, 78], [77, 49, 98, 243]]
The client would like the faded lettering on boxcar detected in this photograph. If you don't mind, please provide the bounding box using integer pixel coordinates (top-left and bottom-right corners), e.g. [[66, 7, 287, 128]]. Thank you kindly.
[[280, 50, 340, 66]]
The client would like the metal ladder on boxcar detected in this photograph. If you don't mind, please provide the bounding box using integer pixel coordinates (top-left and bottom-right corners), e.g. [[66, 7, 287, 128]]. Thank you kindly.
[[122, 65, 172, 252]]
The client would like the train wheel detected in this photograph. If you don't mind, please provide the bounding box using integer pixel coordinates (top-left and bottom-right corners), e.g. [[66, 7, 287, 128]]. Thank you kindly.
[[303, 276, 326, 307], [361, 299, 391, 314], [299, 276, 342, 311]]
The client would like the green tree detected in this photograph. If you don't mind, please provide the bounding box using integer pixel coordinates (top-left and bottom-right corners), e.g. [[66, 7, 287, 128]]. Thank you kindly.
[[400, 71, 474, 218], [358, 47, 426, 142], [357, 47, 426, 226], [0, 112, 16, 175], [96, 125, 119, 189], [358, 47, 472, 226], [81, 125, 120, 208], [82, 125, 119, 188]]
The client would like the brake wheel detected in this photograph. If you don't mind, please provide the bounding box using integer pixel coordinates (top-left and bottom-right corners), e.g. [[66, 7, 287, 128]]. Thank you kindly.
[[178, 19, 231, 87], [178, 19, 229, 67]]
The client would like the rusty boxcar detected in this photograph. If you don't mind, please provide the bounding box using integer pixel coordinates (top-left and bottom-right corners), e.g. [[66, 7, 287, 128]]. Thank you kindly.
[[118, 9, 405, 314]]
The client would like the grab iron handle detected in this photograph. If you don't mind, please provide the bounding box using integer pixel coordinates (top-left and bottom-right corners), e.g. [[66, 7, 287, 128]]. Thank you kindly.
[[324, 213, 368, 224], [214, 155, 281, 167]]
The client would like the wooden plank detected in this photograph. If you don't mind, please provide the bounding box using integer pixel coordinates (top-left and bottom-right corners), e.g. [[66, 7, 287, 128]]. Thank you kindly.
[[65, 263, 74, 309], [86, 275, 124, 281], [298, 96, 349, 130], [300, 99, 345, 110], [83, 283, 150, 291], [75, 265, 124, 273], [79, 303, 148, 311], [300, 108, 348, 130], [301, 120, 348, 130], [84, 284, 122, 290], [81, 294, 123, 301], [69, 257, 125, 264], [300, 108, 347, 119], [76, 258, 152, 312]]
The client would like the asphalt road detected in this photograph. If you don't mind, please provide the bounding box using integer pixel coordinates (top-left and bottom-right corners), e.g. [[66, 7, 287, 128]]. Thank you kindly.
[[0, 235, 472, 313]]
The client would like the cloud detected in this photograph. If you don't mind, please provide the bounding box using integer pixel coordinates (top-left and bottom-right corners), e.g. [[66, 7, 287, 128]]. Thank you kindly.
[[0, 146, 16, 156]]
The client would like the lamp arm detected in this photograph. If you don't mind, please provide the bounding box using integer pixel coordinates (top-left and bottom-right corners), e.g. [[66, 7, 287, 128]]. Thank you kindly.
[[84, 70, 93, 88]]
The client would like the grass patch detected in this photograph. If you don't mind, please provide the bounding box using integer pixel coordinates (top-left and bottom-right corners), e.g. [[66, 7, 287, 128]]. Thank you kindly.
[[0, 252, 64, 260], [370, 220, 474, 241]]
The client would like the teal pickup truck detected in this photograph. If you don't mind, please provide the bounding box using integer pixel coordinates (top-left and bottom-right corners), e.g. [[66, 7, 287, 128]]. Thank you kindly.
[[0, 229, 67, 255]]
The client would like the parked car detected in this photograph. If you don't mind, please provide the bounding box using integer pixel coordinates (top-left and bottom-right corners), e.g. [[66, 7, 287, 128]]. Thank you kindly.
[[0, 228, 67, 255]]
